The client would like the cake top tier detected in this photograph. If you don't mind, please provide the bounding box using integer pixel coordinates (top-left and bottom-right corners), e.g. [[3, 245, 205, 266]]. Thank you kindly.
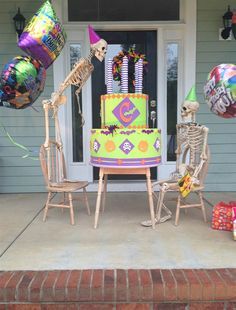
[[106, 48, 148, 95], [101, 93, 148, 129], [101, 93, 148, 99]]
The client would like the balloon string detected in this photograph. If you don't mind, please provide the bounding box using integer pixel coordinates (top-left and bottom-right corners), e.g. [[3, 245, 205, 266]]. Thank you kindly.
[[31, 106, 40, 113], [0, 121, 39, 160]]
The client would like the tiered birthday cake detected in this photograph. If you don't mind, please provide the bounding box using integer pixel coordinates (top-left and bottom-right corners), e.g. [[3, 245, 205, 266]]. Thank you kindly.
[[90, 52, 161, 168]]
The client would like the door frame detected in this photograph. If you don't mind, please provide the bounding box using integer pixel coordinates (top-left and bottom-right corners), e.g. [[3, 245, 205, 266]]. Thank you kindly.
[[52, 0, 197, 191]]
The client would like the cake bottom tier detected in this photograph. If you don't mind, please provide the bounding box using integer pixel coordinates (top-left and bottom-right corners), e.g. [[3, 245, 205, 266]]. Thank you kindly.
[[90, 128, 161, 168]]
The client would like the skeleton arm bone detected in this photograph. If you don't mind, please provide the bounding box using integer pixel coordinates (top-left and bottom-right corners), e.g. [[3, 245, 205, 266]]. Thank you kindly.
[[50, 58, 94, 107], [192, 126, 209, 181], [172, 123, 189, 177]]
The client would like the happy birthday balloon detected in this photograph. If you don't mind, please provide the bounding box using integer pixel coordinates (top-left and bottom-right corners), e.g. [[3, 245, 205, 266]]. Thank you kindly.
[[18, 0, 66, 69], [0, 56, 46, 109], [204, 64, 236, 118]]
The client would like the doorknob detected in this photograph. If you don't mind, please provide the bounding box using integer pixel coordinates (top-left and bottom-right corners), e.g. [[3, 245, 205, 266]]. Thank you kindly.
[[150, 100, 156, 108], [150, 110, 156, 127]]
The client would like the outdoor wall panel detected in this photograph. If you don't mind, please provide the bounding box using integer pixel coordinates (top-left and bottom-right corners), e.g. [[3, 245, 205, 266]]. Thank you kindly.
[[0, 0, 235, 193], [209, 163, 236, 173], [0, 0, 52, 193], [196, 0, 236, 191]]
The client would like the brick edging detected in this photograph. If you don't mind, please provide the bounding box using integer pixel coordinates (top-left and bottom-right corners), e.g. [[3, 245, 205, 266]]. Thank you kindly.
[[0, 268, 236, 306]]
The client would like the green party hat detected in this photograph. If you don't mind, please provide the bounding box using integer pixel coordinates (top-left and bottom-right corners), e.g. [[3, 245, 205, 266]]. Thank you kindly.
[[185, 86, 197, 101]]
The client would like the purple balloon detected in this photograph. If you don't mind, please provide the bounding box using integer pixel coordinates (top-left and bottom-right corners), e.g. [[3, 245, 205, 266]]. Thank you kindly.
[[18, 1, 66, 69]]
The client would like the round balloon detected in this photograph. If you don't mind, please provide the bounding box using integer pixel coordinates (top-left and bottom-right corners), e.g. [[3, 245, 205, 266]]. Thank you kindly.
[[204, 64, 236, 118], [18, 0, 66, 69], [0, 56, 46, 109]]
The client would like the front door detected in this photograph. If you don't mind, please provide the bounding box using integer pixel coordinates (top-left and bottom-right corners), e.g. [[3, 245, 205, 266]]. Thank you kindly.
[[92, 31, 157, 181]]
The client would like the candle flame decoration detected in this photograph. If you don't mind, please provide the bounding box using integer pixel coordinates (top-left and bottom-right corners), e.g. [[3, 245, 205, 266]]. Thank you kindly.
[[111, 48, 148, 93]]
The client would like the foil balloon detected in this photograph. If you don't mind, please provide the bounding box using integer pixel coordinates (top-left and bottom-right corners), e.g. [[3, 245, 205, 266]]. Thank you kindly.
[[204, 64, 236, 118], [0, 56, 46, 109], [18, 0, 66, 69]]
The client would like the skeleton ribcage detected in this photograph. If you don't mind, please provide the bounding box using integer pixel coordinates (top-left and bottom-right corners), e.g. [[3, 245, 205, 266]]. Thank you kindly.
[[58, 58, 94, 96], [72, 59, 94, 93], [177, 124, 206, 167]]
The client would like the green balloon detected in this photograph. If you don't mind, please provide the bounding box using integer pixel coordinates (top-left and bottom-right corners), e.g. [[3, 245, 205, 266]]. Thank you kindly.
[[15, 60, 37, 84]]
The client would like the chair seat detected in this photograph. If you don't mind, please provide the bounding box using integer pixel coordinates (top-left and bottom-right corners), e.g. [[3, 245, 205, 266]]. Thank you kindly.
[[155, 179, 204, 192], [40, 137, 90, 225], [48, 181, 88, 192], [63, 179, 89, 185]]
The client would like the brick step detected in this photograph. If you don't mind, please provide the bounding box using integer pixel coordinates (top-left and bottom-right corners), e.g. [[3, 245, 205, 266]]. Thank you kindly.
[[0, 303, 235, 309], [0, 269, 236, 308]]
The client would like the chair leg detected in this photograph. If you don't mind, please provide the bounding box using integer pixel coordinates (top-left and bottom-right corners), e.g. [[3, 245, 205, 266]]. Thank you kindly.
[[183, 198, 187, 214], [68, 192, 75, 225], [199, 191, 207, 222], [62, 193, 68, 213], [43, 191, 52, 222], [83, 188, 91, 215], [156, 187, 165, 223], [175, 194, 181, 226]]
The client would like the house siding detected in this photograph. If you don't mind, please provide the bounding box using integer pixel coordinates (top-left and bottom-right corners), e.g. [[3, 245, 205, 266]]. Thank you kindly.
[[0, 0, 53, 193], [196, 0, 236, 191], [0, 0, 235, 193]]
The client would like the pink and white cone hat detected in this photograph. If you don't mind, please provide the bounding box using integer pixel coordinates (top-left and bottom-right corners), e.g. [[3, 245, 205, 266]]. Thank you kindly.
[[88, 25, 101, 44]]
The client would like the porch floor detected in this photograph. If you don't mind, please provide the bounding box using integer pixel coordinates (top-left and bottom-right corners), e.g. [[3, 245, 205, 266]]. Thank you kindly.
[[0, 191, 236, 270]]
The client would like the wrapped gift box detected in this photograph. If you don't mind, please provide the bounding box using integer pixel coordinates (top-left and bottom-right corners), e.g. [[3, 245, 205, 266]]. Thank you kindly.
[[212, 201, 236, 231], [233, 207, 236, 240]]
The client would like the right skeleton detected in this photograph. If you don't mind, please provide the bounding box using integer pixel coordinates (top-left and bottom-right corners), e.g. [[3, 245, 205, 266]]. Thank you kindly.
[[142, 92, 209, 227]]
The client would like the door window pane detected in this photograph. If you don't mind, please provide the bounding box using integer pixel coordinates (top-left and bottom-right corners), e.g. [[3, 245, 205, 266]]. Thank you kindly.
[[166, 43, 178, 162], [70, 44, 84, 162], [68, 0, 179, 21]]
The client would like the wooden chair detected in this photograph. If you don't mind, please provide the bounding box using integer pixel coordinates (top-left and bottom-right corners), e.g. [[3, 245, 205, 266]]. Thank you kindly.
[[153, 124, 210, 226], [39, 140, 90, 225]]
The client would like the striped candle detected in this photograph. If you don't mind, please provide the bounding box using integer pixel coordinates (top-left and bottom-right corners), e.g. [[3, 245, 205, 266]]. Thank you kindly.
[[137, 58, 143, 93], [121, 56, 128, 93], [106, 58, 113, 94], [135, 61, 139, 93]]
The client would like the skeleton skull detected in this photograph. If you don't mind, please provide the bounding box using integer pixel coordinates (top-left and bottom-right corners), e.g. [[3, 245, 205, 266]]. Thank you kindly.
[[91, 39, 108, 62], [181, 100, 199, 121], [161, 183, 170, 192]]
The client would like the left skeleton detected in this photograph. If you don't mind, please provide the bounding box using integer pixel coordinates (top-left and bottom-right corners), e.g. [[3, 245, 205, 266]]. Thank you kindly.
[[43, 25, 107, 149]]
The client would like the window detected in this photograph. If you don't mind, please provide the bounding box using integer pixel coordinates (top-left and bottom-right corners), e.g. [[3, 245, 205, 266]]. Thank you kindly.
[[68, 0, 179, 22], [70, 44, 84, 162], [166, 43, 178, 161]]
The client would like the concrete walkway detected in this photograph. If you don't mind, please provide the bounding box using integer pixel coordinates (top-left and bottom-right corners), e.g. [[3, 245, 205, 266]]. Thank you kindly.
[[0, 191, 236, 270]]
